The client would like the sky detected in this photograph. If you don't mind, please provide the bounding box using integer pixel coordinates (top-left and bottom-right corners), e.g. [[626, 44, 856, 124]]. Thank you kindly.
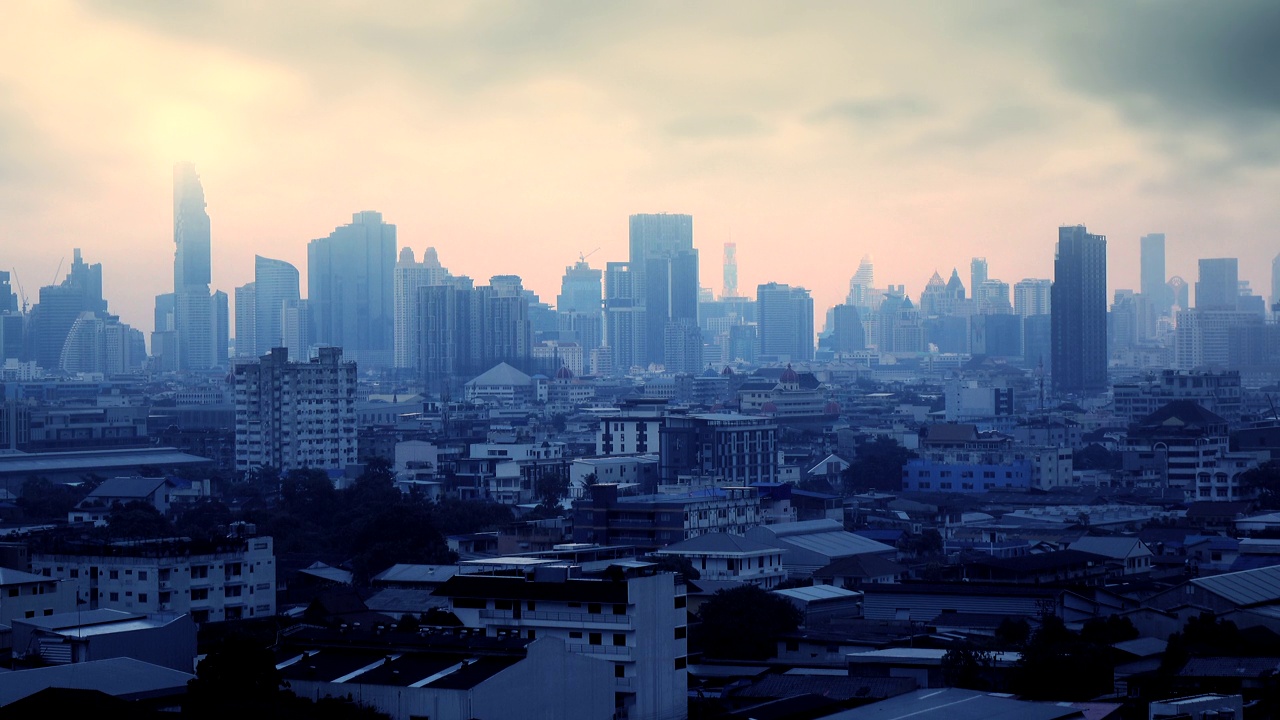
[[2, 1, 1279, 334]]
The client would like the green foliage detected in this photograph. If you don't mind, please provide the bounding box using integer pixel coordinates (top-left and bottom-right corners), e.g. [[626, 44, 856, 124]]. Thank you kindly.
[[696, 585, 802, 660], [174, 500, 233, 542], [108, 500, 175, 539], [18, 476, 89, 520], [995, 617, 1031, 647], [1242, 461, 1280, 509], [942, 644, 997, 690], [649, 554, 701, 580], [426, 498, 516, 537], [534, 472, 570, 509], [1011, 615, 1113, 701], [903, 529, 944, 557], [841, 437, 917, 493], [1080, 615, 1139, 647], [1074, 444, 1122, 471]]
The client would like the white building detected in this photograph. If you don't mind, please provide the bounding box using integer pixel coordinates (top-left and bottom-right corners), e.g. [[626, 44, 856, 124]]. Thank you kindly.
[[653, 532, 787, 589], [0, 567, 76, 624], [234, 346, 357, 473], [434, 567, 686, 720], [393, 246, 450, 370], [31, 536, 276, 624]]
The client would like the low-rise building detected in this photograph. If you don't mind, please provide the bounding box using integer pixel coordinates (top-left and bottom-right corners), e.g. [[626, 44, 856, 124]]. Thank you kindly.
[[653, 533, 787, 588], [11, 608, 196, 671], [0, 567, 76, 624], [574, 483, 762, 550], [433, 565, 687, 720], [32, 536, 276, 624]]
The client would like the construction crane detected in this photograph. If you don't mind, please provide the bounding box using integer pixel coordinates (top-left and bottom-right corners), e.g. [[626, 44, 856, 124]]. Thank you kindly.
[[9, 269, 28, 313], [578, 247, 600, 264], [49, 257, 64, 287]]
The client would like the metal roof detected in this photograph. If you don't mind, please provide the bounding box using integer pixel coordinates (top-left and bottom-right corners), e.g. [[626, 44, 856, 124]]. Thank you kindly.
[[0, 448, 210, 476], [1190, 564, 1280, 607], [656, 532, 781, 556], [0, 657, 193, 706], [773, 585, 861, 603]]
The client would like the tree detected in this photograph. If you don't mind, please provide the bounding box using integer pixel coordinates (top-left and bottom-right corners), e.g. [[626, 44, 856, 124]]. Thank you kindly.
[[535, 472, 570, 509], [942, 645, 997, 690], [18, 476, 88, 520], [1011, 615, 1113, 700], [696, 585, 802, 660], [1242, 461, 1280, 509], [1074, 444, 1121, 471], [650, 554, 700, 580], [995, 617, 1031, 647], [108, 500, 174, 539], [842, 437, 917, 493]]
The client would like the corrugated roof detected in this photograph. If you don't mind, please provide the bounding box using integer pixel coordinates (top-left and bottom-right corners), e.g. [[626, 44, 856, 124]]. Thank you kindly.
[[372, 564, 460, 585], [773, 585, 861, 602], [0, 448, 210, 475], [86, 476, 168, 500], [1191, 564, 1280, 607], [1179, 657, 1280, 678], [656, 533, 781, 556], [0, 657, 193, 706], [0, 566, 52, 586]]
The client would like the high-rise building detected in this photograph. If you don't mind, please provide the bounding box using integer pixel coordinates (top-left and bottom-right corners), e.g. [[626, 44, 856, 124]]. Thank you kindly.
[[1051, 225, 1107, 394], [281, 299, 311, 362], [28, 248, 107, 371], [1140, 233, 1171, 315], [213, 290, 229, 368], [970, 257, 989, 298], [1014, 278, 1052, 318], [393, 247, 449, 370], [629, 214, 697, 366], [308, 211, 396, 368], [1169, 276, 1190, 311], [847, 256, 875, 309], [169, 162, 223, 371], [918, 272, 949, 317], [831, 304, 865, 353], [254, 256, 300, 356], [1272, 253, 1280, 316], [556, 257, 602, 315], [234, 346, 357, 472], [473, 275, 532, 371], [663, 319, 704, 374], [605, 262, 645, 373], [1196, 258, 1240, 311], [234, 282, 256, 357], [723, 243, 739, 298], [0, 271, 16, 314], [757, 282, 814, 362], [417, 277, 475, 393], [976, 279, 1012, 314]]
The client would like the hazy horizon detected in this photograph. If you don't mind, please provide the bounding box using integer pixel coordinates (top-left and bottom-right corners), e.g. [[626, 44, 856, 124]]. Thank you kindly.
[[3, 1, 1279, 334]]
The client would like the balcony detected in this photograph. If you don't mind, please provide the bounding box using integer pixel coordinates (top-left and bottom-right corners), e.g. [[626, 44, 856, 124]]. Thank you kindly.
[[478, 609, 631, 626], [566, 643, 632, 659]]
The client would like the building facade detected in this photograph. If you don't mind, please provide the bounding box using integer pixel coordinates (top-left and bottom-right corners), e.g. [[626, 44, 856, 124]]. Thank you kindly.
[[1051, 225, 1108, 394]]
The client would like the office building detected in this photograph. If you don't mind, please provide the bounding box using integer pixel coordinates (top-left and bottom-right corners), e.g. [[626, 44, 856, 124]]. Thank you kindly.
[[393, 246, 450, 370], [1051, 225, 1108, 394], [233, 282, 255, 357], [1196, 258, 1241, 311], [629, 213, 698, 366], [847, 256, 875, 309], [417, 277, 475, 393], [1169, 275, 1190, 310], [831, 304, 865, 354], [0, 270, 17, 313], [167, 162, 225, 371], [757, 282, 814, 362], [1140, 233, 1171, 315], [1013, 278, 1051, 318], [605, 262, 645, 373], [662, 318, 703, 374], [253, 255, 300, 357], [308, 211, 397, 368], [27, 249, 107, 371], [723, 242, 739, 298], [557, 257, 603, 315], [474, 275, 532, 371], [1272, 253, 1280, 316], [970, 257, 988, 297], [234, 346, 357, 473]]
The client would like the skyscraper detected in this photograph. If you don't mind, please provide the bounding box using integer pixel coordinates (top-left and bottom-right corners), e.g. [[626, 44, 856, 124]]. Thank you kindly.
[[757, 282, 814, 362], [28, 248, 108, 371], [0, 271, 17, 314], [1196, 258, 1240, 311], [1140, 233, 1170, 315], [308, 211, 397, 368], [722, 243, 739, 299], [557, 257, 602, 315], [848, 256, 875, 309], [417, 276, 474, 393], [394, 247, 449, 370], [1013, 278, 1052, 318], [629, 213, 698, 366], [604, 262, 645, 373], [970, 257, 988, 298], [254, 255, 301, 356], [156, 162, 226, 370], [1272, 253, 1280, 315], [234, 282, 256, 357], [1051, 225, 1107, 394]]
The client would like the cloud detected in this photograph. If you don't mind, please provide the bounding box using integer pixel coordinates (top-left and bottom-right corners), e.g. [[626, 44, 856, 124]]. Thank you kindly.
[[809, 95, 935, 125], [663, 114, 769, 139]]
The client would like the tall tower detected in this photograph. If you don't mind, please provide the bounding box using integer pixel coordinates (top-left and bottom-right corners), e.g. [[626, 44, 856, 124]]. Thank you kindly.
[[308, 211, 397, 368], [1272, 253, 1280, 315], [1140, 233, 1170, 315], [163, 162, 224, 370], [629, 213, 697, 366], [757, 282, 814, 362], [1051, 225, 1107, 394], [1195, 258, 1240, 311], [173, 162, 211, 295], [254, 255, 301, 355], [722, 243, 738, 299], [970, 257, 989, 298], [394, 247, 449, 369]]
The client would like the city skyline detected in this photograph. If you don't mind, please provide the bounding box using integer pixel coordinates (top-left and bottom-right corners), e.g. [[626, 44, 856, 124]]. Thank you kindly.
[[2, 3, 1279, 334]]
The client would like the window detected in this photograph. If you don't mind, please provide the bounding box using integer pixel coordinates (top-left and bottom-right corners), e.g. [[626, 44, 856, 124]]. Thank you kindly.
[[109, 570, 119, 580], [569, 631, 583, 639], [138, 571, 148, 581], [615, 664, 625, 678], [587, 603, 602, 615], [191, 588, 209, 601], [453, 597, 486, 609], [527, 601, 536, 611], [613, 604, 626, 615], [675, 657, 687, 670], [109, 592, 119, 602], [674, 596, 686, 609], [613, 633, 626, 646], [675, 626, 687, 639], [70, 569, 79, 579], [589, 632, 602, 646]]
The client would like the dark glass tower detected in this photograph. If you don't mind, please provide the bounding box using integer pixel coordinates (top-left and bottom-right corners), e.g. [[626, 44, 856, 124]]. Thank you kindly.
[[1140, 233, 1170, 315], [629, 213, 697, 366], [1051, 225, 1107, 394]]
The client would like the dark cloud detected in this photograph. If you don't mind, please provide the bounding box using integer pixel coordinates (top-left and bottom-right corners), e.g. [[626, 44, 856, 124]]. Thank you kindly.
[[1036, 1, 1280, 164]]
